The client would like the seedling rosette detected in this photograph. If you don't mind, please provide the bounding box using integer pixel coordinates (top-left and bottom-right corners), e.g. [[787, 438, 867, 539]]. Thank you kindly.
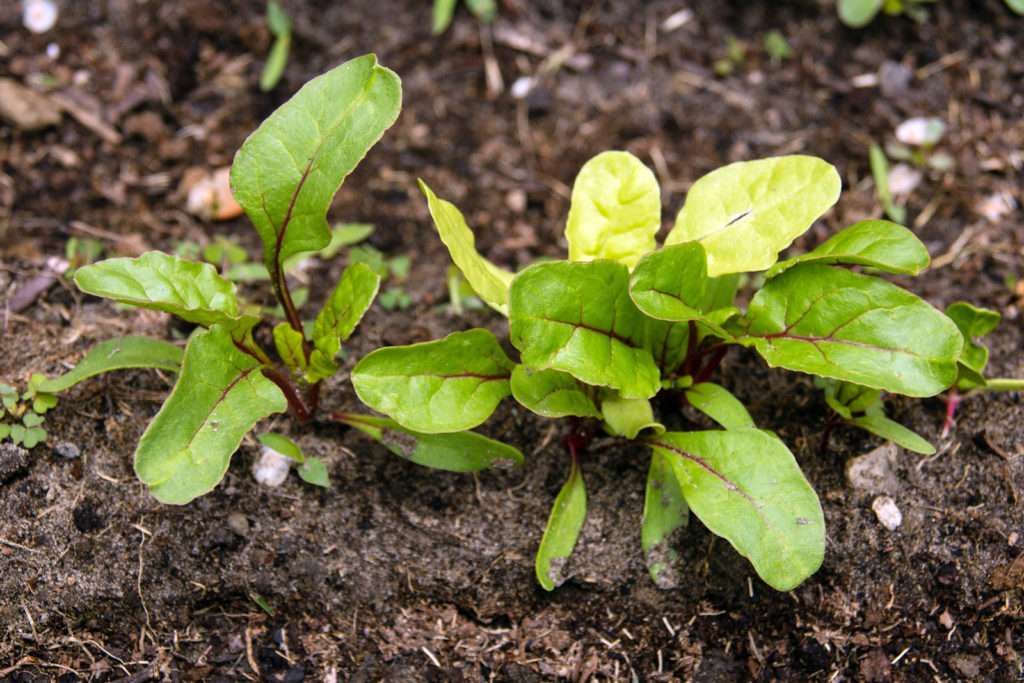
[[353, 151, 965, 591]]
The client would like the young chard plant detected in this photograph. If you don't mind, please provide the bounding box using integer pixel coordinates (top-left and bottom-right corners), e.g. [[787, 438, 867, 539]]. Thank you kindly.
[[353, 151, 964, 592], [36, 55, 487, 504]]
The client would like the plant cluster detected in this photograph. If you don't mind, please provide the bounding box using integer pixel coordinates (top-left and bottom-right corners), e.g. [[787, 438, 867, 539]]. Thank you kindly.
[[0, 375, 56, 448], [353, 150, 966, 590], [838, 0, 1023, 27]]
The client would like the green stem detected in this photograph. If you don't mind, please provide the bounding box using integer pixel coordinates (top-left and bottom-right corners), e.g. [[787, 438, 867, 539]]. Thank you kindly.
[[966, 378, 1024, 395]]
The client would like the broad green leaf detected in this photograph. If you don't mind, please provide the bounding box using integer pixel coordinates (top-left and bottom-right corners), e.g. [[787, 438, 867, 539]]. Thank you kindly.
[[510, 366, 600, 418], [629, 242, 708, 321], [684, 382, 755, 430], [307, 262, 381, 383], [666, 156, 841, 277], [75, 253, 258, 337], [946, 302, 999, 376], [298, 456, 331, 487], [641, 317, 691, 375], [566, 151, 661, 269], [1008, 0, 1024, 14], [601, 395, 664, 439], [701, 273, 741, 315], [837, 0, 884, 27], [420, 180, 513, 315], [509, 260, 660, 399], [351, 329, 513, 433], [644, 430, 824, 591], [766, 221, 930, 279], [257, 432, 304, 462], [337, 413, 522, 471], [273, 323, 308, 376], [740, 265, 962, 397], [36, 336, 184, 393], [850, 414, 935, 455], [536, 459, 587, 590], [231, 55, 401, 281], [135, 326, 287, 504], [641, 452, 689, 588]]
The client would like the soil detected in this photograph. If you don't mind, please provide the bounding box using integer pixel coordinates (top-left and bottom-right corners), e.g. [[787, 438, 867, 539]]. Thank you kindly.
[[2, 0, 1023, 680]]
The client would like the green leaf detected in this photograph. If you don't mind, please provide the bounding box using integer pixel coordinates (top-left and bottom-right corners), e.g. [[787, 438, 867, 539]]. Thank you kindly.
[[510, 366, 600, 418], [684, 382, 755, 430], [536, 459, 587, 590], [644, 430, 824, 591], [231, 55, 401, 284], [509, 260, 661, 399], [432, 0, 457, 33], [565, 151, 661, 269], [134, 326, 288, 504], [641, 451, 689, 588], [946, 302, 1000, 376], [870, 144, 906, 224], [307, 262, 381, 383], [740, 265, 962, 397], [600, 395, 664, 439], [465, 0, 497, 21], [351, 329, 514, 433], [9, 424, 25, 445], [1007, 0, 1024, 15], [32, 394, 57, 414], [21, 412, 44, 428], [629, 242, 708, 321], [260, 32, 291, 92], [338, 414, 523, 471], [257, 432, 304, 462], [666, 156, 841, 277], [36, 336, 185, 393], [298, 456, 330, 487], [765, 221, 930, 279], [22, 427, 47, 448], [273, 323, 308, 376], [420, 180, 513, 315], [266, 1, 291, 36], [75, 253, 259, 338], [0, 425, 9, 440], [849, 414, 936, 455], [838, 0, 885, 26]]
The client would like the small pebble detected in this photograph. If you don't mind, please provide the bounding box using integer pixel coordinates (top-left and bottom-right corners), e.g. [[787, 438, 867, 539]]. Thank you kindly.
[[871, 495, 902, 530], [887, 163, 922, 195], [845, 443, 899, 495], [227, 511, 250, 536], [252, 447, 291, 487], [895, 117, 945, 146], [54, 440, 81, 460], [23, 0, 58, 34]]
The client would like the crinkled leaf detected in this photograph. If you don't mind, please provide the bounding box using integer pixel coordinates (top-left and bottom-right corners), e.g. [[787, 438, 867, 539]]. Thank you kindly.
[[641, 317, 691, 375], [134, 326, 287, 504], [740, 265, 962, 397], [536, 459, 587, 590], [307, 262, 381, 383], [509, 260, 660, 399], [629, 242, 708, 321], [273, 323, 308, 376], [837, 0, 884, 27], [257, 432, 303, 462], [644, 430, 824, 591], [666, 156, 841, 277], [766, 221, 930, 279], [420, 180, 513, 315], [231, 55, 401, 280], [298, 457, 330, 487], [685, 382, 755, 430], [849, 414, 935, 455], [641, 451, 689, 588], [510, 366, 600, 418], [75, 253, 258, 337], [565, 151, 661, 269], [36, 336, 184, 393], [351, 329, 513, 433], [601, 394, 664, 439], [338, 414, 522, 471], [946, 302, 999, 377]]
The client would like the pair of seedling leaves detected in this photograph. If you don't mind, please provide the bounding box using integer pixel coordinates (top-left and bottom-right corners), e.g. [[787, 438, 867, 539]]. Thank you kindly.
[[352, 150, 970, 592]]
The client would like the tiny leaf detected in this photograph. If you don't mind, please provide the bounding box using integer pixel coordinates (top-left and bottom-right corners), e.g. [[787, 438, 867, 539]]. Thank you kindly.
[[510, 366, 600, 418], [946, 302, 1000, 376], [257, 432, 304, 462], [849, 414, 936, 455], [37, 336, 185, 393], [509, 260, 661, 399], [684, 382, 755, 430], [766, 220, 931, 279], [565, 151, 661, 269], [307, 262, 381, 383], [420, 180, 513, 315], [75, 253, 259, 337], [536, 459, 587, 590], [641, 451, 689, 588], [837, 0, 885, 27], [338, 414, 522, 471], [298, 456, 331, 487], [352, 329, 514, 433], [273, 323, 308, 376], [600, 394, 664, 439], [644, 430, 824, 591], [135, 326, 287, 504], [741, 265, 962, 397], [666, 156, 841, 276]]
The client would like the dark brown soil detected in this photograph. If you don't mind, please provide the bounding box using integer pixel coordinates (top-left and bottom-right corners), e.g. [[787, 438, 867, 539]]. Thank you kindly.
[[2, 1, 1023, 680]]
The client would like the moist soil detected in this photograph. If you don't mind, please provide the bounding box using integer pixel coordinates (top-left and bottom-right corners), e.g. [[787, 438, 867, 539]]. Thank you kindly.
[[2, 1, 1023, 680]]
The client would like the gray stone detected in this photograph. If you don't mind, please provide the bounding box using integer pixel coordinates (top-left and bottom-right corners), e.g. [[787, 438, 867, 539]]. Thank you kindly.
[[845, 442, 900, 495]]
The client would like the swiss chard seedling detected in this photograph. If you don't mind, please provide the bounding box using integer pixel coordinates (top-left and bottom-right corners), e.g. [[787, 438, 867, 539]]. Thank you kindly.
[[353, 151, 966, 592], [432, 0, 496, 34]]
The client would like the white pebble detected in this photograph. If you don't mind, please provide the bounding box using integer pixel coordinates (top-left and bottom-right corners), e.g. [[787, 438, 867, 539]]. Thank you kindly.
[[887, 163, 922, 195], [895, 117, 945, 146], [23, 0, 58, 34], [252, 447, 291, 487], [872, 495, 902, 530], [510, 76, 535, 100]]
